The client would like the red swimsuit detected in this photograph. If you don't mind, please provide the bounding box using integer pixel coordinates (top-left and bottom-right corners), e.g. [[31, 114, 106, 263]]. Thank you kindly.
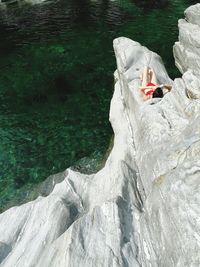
[[145, 82, 156, 96]]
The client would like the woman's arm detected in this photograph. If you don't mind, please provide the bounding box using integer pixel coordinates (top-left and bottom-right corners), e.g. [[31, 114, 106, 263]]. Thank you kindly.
[[139, 86, 157, 90], [163, 84, 172, 91], [139, 87, 154, 101]]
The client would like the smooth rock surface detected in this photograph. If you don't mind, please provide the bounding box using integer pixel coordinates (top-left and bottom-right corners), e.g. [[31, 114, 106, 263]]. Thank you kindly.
[[174, 4, 200, 75], [184, 3, 200, 27], [1, 4, 200, 267]]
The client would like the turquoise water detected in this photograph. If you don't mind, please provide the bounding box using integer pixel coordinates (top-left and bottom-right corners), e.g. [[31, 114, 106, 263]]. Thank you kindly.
[[0, 0, 198, 211]]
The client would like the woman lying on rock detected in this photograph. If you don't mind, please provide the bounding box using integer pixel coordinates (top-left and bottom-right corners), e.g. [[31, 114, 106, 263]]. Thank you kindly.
[[140, 66, 172, 101]]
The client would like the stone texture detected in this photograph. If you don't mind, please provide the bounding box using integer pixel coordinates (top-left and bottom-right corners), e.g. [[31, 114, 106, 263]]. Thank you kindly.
[[0, 4, 200, 267], [174, 4, 200, 75], [185, 3, 200, 27]]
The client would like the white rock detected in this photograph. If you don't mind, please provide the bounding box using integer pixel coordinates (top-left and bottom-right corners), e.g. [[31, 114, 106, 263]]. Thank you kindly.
[[174, 4, 200, 75], [185, 4, 200, 27], [1, 4, 200, 267]]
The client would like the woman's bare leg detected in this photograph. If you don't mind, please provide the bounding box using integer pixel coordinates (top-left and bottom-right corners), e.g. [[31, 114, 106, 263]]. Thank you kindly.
[[141, 66, 150, 87], [149, 68, 158, 85]]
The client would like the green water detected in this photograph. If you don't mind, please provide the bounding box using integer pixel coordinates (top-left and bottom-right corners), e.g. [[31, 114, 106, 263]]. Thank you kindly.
[[0, 0, 198, 211]]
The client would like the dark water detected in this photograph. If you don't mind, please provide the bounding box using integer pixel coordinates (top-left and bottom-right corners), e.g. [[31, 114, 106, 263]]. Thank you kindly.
[[0, 0, 198, 211]]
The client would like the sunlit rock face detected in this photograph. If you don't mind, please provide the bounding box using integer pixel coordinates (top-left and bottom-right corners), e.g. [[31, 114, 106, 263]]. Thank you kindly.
[[0, 38, 142, 266], [0, 4, 200, 267], [174, 4, 200, 75]]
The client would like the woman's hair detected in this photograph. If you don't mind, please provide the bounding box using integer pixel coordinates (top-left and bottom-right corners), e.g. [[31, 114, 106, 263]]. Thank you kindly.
[[152, 87, 164, 98]]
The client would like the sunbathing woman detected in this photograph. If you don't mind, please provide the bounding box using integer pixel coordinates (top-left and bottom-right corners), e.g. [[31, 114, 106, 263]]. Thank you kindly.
[[140, 66, 172, 101]]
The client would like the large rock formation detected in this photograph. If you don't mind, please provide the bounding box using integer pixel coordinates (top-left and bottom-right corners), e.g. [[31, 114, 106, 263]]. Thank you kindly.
[[0, 3, 200, 267], [174, 3, 200, 99]]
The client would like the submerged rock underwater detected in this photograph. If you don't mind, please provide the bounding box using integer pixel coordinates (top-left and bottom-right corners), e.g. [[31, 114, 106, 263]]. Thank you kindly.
[[0, 3, 200, 267]]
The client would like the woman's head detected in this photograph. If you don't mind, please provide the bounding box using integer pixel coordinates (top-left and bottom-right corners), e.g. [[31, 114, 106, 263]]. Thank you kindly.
[[153, 87, 164, 98]]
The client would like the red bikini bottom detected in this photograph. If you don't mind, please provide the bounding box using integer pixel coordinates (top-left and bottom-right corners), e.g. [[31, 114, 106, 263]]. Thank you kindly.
[[145, 82, 156, 96]]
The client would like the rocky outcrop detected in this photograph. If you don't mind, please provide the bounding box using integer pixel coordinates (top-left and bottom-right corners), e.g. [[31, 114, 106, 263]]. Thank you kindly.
[[173, 4, 200, 103], [0, 4, 200, 267], [174, 4, 200, 74]]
